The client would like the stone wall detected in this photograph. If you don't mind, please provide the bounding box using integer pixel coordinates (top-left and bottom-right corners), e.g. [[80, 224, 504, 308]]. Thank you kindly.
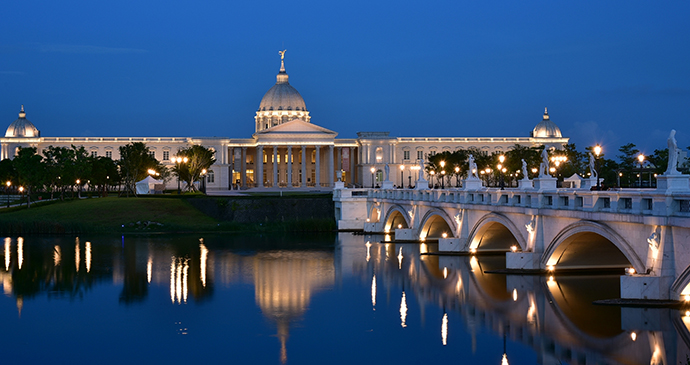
[[188, 196, 335, 223]]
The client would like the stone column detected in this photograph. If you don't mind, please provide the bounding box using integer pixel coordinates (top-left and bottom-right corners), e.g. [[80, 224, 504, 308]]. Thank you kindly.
[[350, 147, 356, 186], [256, 146, 264, 188], [336, 147, 342, 174], [301, 146, 307, 187], [328, 145, 334, 187], [287, 145, 293, 187], [273, 146, 278, 188], [315, 146, 321, 187], [241, 147, 247, 188]]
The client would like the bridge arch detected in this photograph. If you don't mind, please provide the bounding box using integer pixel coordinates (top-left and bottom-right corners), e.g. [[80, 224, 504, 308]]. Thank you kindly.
[[417, 208, 456, 241], [670, 265, 690, 300], [383, 205, 410, 233], [543, 220, 645, 273], [467, 213, 527, 252]]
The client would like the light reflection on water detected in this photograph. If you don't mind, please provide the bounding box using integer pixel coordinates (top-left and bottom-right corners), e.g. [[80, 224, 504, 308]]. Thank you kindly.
[[0, 233, 688, 364]]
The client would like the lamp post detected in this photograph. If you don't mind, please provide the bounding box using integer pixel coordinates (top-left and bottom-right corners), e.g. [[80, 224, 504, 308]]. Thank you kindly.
[[498, 155, 505, 190], [76, 179, 81, 199], [638, 154, 645, 187], [370, 167, 376, 188], [430, 170, 435, 188], [594, 145, 602, 190], [440, 161, 446, 189], [400, 165, 405, 188], [18, 186, 24, 207], [174, 156, 189, 194], [6, 181, 11, 208], [201, 169, 207, 194], [454, 166, 460, 187]]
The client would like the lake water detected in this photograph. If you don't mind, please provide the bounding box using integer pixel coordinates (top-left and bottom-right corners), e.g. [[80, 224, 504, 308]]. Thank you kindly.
[[1, 233, 688, 364]]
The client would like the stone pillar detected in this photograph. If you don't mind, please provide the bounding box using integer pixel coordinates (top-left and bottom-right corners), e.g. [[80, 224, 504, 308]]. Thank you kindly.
[[287, 145, 293, 188], [336, 147, 342, 173], [328, 145, 334, 187], [241, 147, 247, 188], [256, 146, 264, 188], [273, 146, 278, 188], [350, 147, 356, 186], [301, 146, 307, 187], [315, 146, 321, 188]]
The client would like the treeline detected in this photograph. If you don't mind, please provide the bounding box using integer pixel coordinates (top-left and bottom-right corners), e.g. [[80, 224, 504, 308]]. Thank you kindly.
[[0, 142, 215, 208], [424, 143, 688, 188]]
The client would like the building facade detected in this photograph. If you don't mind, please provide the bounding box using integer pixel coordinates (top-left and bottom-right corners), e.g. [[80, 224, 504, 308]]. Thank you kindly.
[[1, 55, 568, 191]]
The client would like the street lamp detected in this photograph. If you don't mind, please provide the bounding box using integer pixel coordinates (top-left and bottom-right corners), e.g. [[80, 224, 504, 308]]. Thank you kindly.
[[593, 145, 602, 190], [174, 156, 189, 194], [454, 166, 460, 187], [370, 167, 376, 188], [6, 181, 11, 208], [76, 179, 81, 199], [498, 155, 505, 190], [400, 165, 405, 188], [201, 168, 207, 194], [440, 161, 446, 189], [430, 170, 435, 188], [638, 154, 645, 187], [18, 186, 24, 207]]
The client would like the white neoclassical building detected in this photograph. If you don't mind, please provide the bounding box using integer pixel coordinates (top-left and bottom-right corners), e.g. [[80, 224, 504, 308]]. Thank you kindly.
[[1, 54, 568, 191]]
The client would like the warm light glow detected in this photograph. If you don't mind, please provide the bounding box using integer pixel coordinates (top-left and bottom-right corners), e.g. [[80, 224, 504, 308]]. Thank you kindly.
[[147, 256, 152, 283], [548, 275, 555, 282], [76, 179, 80, 184], [502, 353, 509, 365], [497, 163, 502, 170], [627, 267, 636, 275], [420, 243, 428, 254], [18, 186, 23, 193], [631, 332, 637, 341], [443, 267, 448, 279], [470, 247, 477, 254], [510, 245, 518, 252], [371, 275, 377, 310], [547, 265, 555, 272], [170, 257, 190, 305], [441, 313, 448, 346], [399, 165, 405, 171], [384, 234, 391, 242], [397, 247, 403, 269], [85, 241, 91, 273], [442, 232, 448, 238], [638, 154, 645, 163], [512, 288, 518, 301], [370, 167, 375, 173], [531, 168, 538, 174], [365, 241, 371, 262], [549, 167, 556, 173], [4, 238, 10, 271], [17, 237, 23, 270], [454, 166, 459, 173], [499, 155, 505, 163], [53, 245, 57, 266], [5, 181, 10, 187], [684, 294, 690, 302], [75, 241, 80, 272], [400, 291, 408, 328], [398, 223, 402, 229], [200, 242, 208, 287], [594, 145, 602, 156]]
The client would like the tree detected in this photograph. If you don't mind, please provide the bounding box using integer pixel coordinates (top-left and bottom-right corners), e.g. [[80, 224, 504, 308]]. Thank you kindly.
[[13, 147, 45, 208], [173, 145, 216, 192], [617, 143, 640, 187], [90, 156, 120, 197], [118, 142, 167, 197], [649, 148, 669, 175], [505, 144, 541, 180], [0, 159, 16, 187], [43, 146, 75, 200]]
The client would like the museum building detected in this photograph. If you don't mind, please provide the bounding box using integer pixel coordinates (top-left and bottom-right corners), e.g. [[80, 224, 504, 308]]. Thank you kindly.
[[0, 54, 568, 191]]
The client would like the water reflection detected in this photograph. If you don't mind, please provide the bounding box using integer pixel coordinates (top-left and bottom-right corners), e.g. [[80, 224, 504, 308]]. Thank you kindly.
[[1, 233, 690, 364]]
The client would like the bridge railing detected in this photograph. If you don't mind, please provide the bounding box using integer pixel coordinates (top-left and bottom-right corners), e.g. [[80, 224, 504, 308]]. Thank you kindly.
[[335, 187, 690, 218]]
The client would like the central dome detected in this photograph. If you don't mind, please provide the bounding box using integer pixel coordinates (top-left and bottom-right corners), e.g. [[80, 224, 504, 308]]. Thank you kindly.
[[255, 51, 311, 132], [532, 108, 562, 138]]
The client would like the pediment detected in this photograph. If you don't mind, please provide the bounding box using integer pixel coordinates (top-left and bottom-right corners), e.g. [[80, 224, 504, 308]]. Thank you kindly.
[[253, 119, 338, 143]]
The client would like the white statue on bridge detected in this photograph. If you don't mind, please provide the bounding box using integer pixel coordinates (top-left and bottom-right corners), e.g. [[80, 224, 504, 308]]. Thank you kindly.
[[418, 159, 425, 181], [665, 129, 680, 175], [539, 148, 549, 177], [384, 163, 390, 181], [589, 153, 597, 180], [468, 154, 478, 179], [521, 159, 529, 181]]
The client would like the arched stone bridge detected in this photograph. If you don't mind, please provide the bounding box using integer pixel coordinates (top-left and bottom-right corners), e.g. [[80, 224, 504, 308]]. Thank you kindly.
[[334, 187, 690, 300]]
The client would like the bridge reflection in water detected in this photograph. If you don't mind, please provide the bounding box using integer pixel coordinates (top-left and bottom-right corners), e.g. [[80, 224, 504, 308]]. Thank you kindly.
[[2, 233, 690, 364], [339, 232, 690, 365]]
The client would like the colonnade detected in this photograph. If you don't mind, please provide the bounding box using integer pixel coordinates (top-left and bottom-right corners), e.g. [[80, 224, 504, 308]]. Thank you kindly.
[[228, 145, 357, 189]]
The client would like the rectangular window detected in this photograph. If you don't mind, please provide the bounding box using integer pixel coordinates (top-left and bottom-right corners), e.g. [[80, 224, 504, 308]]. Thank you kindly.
[[207, 170, 215, 183], [106, 151, 112, 159], [149, 151, 155, 158], [91, 151, 97, 157], [163, 151, 170, 161], [417, 150, 423, 160], [403, 150, 410, 160], [642, 198, 653, 211]]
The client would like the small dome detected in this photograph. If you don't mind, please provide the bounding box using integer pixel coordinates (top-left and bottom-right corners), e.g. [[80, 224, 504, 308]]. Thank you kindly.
[[532, 107, 562, 138], [5, 105, 40, 138]]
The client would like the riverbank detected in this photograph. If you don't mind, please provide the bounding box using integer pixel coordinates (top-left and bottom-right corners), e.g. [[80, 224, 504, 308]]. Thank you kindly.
[[0, 194, 336, 235]]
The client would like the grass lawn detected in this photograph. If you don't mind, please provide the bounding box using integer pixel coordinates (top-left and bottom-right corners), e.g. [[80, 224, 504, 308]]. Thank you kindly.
[[0, 196, 220, 234]]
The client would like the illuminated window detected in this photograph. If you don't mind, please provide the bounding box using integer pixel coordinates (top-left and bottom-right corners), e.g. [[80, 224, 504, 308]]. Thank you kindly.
[[163, 151, 170, 161], [375, 147, 383, 162]]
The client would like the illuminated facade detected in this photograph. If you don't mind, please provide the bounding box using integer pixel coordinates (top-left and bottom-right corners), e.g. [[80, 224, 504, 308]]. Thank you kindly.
[[0, 54, 568, 191]]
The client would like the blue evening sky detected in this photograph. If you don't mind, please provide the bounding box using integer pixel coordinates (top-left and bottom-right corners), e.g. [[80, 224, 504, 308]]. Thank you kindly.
[[2, 0, 689, 155]]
